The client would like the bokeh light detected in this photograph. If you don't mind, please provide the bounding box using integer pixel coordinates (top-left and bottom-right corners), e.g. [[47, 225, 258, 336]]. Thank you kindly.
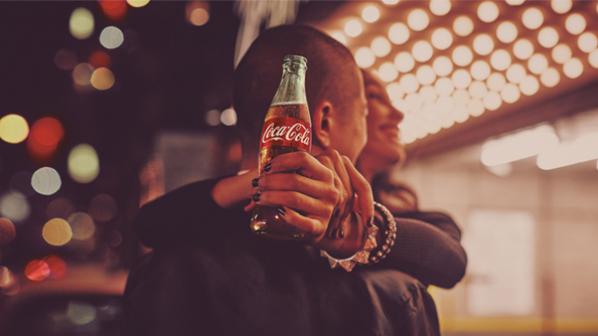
[[433, 56, 453, 77], [362, 5, 380, 23], [477, 1, 499, 23], [550, 0, 572, 14], [388, 23, 410, 45], [89, 194, 117, 222], [187, 3, 209, 27], [399, 74, 419, 94], [565, 13, 586, 35], [578, 32, 597, 53], [382, 0, 399, 5], [416, 65, 436, 86], [506, 64, 526, 83], [496, 22, 518, 44], [99, 26, 124, 49], [435, 77, 454, 97], [552, 43, 572, 64], [46, 197, 75, 219], [220, 107, 237, 126], [513, 39, 534, 60], [451, 69, 472, 89], [378, 62, 398, 82], [42, 218, 73, 247], [453, 16, 474, 37], [0, 217, 16, 246], [329, 31, 347, 45], [452, 45, 473, 66], [99, 0, 127, 21], [471, 60, 491, 81], [88, 50, 111, 68], [468, 81, 488, 99], [483, 91, 502, 111], [371, 36, 391, 57], [386, 83, 403, 100], [205, 109, 220, 126], [430, 0, 451, 16], [540, 67, 560, 87], [538, 27, 559, 48], [355, 47, 375, 68], [0, 114, 29, 144], [528, 54, 548, 75], [522, 8, 544, 30], [501, 83, 521, 103], [412, 41, 433, 63], [127, 0, 151, 8], [394, 52, 415, 73], [473, 34, 494, 56], [487, 73, 507, 92], [31, 167, 62, 196], [468, 99, 485, 117], [90, 67, 115, 91], [563, 58, 583, 79], [0, 191, 30, 222], [68, 144, 100, 184], [431, 28, 453, 50], [69, 8, 95, 40], [24, 259, 50, 282], [45, 255, 67, 279], [344, 19, 363, 37], [68, 212, 96, 240], [72, 63, 94, 87], [67, 302, 97, 326], [407, 9, 429, 32], [589, 50, 598, 69], [520, 75, 540, 95], [506, 0, 525, 5]]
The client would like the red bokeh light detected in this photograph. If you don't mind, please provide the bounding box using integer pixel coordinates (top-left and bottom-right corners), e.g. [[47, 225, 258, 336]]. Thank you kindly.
[[24, 259, 51, 282], [44, 255, 67, 279], [89, 50, 111, 68], [99, 0, 127, 21], [27, 117, 64, 161]]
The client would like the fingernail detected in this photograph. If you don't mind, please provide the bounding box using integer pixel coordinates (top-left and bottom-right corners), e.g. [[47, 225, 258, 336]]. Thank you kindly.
[[252, 191, 261, 202], [276, 207, 286, 216], [337, 229, 345, 239], [263, 162, 272, 172], [251, 177, 259, 188]]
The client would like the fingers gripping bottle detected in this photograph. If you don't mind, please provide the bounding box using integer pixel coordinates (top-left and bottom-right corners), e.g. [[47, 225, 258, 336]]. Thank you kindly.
[[250, 55, 312, 239]]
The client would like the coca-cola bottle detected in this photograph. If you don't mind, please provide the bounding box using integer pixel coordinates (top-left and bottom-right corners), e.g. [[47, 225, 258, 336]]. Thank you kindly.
[[250, 54, 311, 239]]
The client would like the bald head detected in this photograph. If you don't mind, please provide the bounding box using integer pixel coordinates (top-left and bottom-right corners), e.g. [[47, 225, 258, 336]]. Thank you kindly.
[[234, 25, 363, 159]]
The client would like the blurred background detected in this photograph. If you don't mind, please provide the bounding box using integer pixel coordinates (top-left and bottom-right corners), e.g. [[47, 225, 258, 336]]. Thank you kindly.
[[0, 1, 597, 335]]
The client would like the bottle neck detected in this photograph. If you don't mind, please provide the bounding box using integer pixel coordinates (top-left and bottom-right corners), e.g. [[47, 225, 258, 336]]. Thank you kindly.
[[271, 66, 307, 106]]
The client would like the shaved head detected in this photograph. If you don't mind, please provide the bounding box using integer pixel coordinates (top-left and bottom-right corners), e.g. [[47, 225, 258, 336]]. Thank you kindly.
[[234, 25, 363, 159]]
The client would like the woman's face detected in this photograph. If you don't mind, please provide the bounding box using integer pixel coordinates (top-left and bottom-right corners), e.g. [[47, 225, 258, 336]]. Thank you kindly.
[[361, 75, 406, 167]]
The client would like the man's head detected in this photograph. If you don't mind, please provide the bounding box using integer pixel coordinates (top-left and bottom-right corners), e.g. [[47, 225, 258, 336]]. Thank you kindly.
[[234, 25, 367, 166]]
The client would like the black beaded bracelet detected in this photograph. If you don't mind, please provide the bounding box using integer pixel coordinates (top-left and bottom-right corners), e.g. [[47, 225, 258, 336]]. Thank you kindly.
[[369, 202, 398, 264]]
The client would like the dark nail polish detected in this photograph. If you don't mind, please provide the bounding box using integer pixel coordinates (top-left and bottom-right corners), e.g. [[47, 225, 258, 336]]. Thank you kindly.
[[263, 162, 272, 172], [276, 207, 286, 216], [252, 192, 261, 202], [251, 177, 259, 188], [337, 229, 345, 239]]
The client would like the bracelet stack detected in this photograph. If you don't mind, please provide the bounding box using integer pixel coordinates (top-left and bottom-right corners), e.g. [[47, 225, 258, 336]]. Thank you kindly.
[[369, 202, 398, 264]]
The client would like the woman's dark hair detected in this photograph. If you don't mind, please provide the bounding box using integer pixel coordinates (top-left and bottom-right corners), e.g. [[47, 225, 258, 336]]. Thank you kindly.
[[371, 172, 419, 212]]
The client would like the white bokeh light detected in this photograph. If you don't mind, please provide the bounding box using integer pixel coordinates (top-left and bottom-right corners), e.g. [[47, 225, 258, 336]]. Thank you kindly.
[[388, 23, 410, 45], [519, 75, 540, 95], [371, 36, 392, 57], [538, 27, 559, 48], [528, 54, 549, 75], [355, 47, 376, 68], [522, 8, 544, 30], [477, 1, 499, 23], [506, 64, 526, 84], [453, 16, 474, 37], [540, 67, 560, 87], [433, 56, 453, 77], [513, 39, 534, 60], [31, 167, 62, 196], [578, 32, 597, 53], [431, 28, 453, 50], [563, 58, 583, 78], [471, 60, 491, 81], [412, 41, 434, 62], [452, 45, 473, 66], [473, 34, 494, 56], [552, 44, 572, 64], [408, 9, 429, 31], [490, 49, 512, 71], [378, 62, 399, 82], [565, 13, 586, 35], [99, 26, 124, 50], [496, 22, 518, 44], [394, 52, 415, 72]]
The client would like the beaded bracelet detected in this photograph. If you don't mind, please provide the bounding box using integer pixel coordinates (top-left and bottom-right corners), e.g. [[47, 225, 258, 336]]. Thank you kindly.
[[369, 202, 398, 264]]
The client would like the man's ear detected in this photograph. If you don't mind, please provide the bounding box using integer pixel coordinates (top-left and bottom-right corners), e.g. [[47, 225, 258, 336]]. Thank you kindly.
[[312, 100, 334, 149]]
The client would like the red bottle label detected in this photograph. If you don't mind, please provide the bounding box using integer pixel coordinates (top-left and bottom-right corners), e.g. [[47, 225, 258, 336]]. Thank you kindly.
[[260, 116, 311, 152]]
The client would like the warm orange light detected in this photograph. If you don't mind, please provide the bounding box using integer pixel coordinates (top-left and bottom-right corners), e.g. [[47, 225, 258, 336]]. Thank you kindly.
[[42, 218, 73, 247], [88, 50, 111, 68], [99, 0, 127, 21], [430, 0, 451, 16]]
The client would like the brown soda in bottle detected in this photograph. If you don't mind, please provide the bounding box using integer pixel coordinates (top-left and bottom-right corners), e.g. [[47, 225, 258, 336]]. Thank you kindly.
[[249, 54, 311, 239]]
